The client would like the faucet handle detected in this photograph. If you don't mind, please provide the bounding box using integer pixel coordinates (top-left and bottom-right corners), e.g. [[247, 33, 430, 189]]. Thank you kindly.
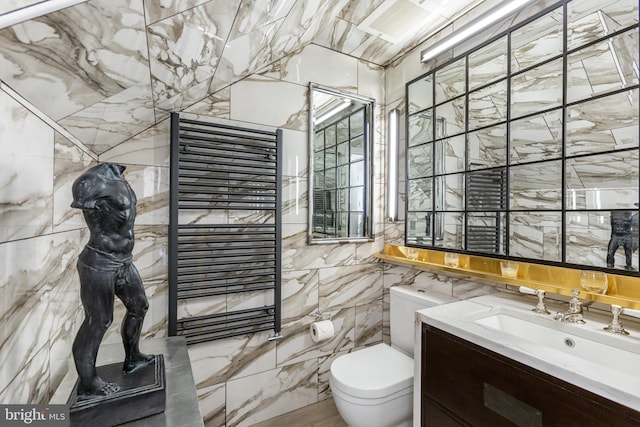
[[568, 289, 582, 313], [604, 304, 630, 336], [532, 290, 550, 315]]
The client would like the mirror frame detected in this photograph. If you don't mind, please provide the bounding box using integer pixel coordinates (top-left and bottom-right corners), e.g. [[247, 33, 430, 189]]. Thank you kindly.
[[308, 83, 375, 244]]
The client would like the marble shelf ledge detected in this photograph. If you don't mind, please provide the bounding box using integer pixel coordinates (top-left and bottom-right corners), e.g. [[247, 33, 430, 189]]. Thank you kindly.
[[375, 244, 640, 310]]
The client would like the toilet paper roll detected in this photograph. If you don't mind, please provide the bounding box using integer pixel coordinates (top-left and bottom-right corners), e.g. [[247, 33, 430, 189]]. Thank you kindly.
[[310, 320, 334, 342]]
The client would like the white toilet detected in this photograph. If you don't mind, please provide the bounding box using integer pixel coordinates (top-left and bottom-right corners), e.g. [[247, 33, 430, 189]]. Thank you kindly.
[[329, 286, 454, 427]]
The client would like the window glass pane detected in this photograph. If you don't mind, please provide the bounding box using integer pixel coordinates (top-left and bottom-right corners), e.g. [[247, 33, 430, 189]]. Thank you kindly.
[[314, 131, 324, 151], [468, 124, 507, 170], [568, 0, 639, 50], [408, 110, 432, 146], [468, 80, 507, 130], [337, 188, 348, 210], [510, 160, 562, 210], [434, 212, 465, 250], [408, 178, 432, 211], [567, 29, 639, 103], [565, 211, 637, 269], [509, 212, 562, 261], [467, 212, 506, 255], [511, 6, 563, 72], [350, 186, 364, 211], [467, 168, 506, 211], [337, 165, 348, 188], [337, 142, 348, 165], [350, 160, 365, 186], [435, 97, 465, 137], [350, 109, 364, 137], [351, 135, 364, 162], [325, 146, 336, 168], [349, 213, 365, 237], [566, 150, 639, 210], [435, 57, 466, 104], [469, 36, 507, 91], [408, 75, 433, 114], [435, 135, 465, 174], [325, 126, 336, 147], [511, 58, 563, 118], [566, 89, 639, 156], [336, 118, 349, 143], [408, 143, 432, 178], [434, 174, 465, 211], [407, 211, 432, 244], [510, 109, 563, 164]]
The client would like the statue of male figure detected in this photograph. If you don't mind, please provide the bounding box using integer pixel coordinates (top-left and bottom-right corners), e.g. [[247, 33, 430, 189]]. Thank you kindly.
[[71, 163, 154, 399]]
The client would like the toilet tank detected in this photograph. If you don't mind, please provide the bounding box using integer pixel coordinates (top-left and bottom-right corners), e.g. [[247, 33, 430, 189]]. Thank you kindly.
[[390, 286, 455, 356]]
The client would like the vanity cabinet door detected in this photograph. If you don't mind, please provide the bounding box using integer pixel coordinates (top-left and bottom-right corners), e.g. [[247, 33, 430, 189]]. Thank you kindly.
[[421, 324, 640, 427]]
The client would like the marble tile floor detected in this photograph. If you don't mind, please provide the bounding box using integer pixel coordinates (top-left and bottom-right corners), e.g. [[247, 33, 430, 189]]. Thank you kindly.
[[251, 399, 347, 427]]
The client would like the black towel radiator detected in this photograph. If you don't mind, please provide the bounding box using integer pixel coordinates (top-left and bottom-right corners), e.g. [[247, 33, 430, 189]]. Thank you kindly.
[[168, 113, 282, 345]]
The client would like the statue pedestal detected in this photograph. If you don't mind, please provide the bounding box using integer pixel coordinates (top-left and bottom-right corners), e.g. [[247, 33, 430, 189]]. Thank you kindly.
[[52, 337, 203, 426], [68, 355, 165, 427]]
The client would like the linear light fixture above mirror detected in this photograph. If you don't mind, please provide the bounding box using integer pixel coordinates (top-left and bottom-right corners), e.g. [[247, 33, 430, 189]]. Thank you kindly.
[[420, 0, 536, 62], [0, 0, 88, 29]]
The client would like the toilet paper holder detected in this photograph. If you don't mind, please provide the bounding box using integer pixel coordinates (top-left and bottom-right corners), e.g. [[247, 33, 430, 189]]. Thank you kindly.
[[313, 310, 331, 320]]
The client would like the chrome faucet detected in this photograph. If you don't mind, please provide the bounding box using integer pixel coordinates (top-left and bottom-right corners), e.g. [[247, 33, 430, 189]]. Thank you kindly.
[[553, 289, 586, 324]]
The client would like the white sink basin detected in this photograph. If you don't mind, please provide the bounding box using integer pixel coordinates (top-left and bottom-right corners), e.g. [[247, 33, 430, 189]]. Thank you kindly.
[[417, 292, 640, 411], [474, 310, 639, 375]]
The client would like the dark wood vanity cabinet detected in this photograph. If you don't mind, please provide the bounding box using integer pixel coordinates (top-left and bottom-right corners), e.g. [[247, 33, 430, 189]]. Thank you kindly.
[[421, 324, 640, 427]]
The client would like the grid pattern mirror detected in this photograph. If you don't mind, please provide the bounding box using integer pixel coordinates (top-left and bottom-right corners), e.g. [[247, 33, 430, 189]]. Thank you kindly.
[[406, 0, 639, 272], [309, 84, 374, 242]]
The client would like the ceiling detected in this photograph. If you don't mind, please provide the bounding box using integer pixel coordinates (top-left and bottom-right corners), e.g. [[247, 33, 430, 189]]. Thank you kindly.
[[0, 0, 485, 155]]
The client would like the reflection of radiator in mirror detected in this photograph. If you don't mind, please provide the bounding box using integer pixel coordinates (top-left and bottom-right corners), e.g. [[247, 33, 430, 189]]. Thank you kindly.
[[467, 168, 506, 253]]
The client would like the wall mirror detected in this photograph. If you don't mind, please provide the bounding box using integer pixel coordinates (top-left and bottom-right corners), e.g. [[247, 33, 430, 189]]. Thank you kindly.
[[406, 0, 639, 273], [309, 83, 374, 243]]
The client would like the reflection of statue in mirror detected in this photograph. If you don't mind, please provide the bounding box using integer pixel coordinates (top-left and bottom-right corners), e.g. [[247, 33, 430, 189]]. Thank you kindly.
[[71, 163, 154, 399], [606, 208, 639, 270]]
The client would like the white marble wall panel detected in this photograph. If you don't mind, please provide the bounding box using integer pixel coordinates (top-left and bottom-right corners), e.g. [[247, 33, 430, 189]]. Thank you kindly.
[[282, 224, 357, 270], [58, 84, 156, 155], [0, 344, 49, 404], [468, 80, 507, 130], [188, 331, 277, 387], [511, 7, 563, 73], [0, 0, 150, 121], [317, 349, 349, 400], [510, 160, 562, 210], [225, 359, 318, 427], [468, 124, 507, 169], [229, 76, 307, 131], [280, 44, 358, 91], [0, 230, 83, 400], [510, 109, 562, 164], [53, 134, 96, 233], [435, 57, 466, 103], [143, 0, 212, 25], [511, 58, 563, 119], [147, 0, 240, 105], [100, 118, 170, 166], [509, 211, 562, 262], [567, 0, 638, 50], [0, 90, 54, 242], [468, 36, 507, 91], [355, 300, 383, 346], [276, 307, 355, 367], [184, 86, 231, 119], [319, 264, 383, 310], [120, 164, 170, 225], [198, 382, 225, 427]]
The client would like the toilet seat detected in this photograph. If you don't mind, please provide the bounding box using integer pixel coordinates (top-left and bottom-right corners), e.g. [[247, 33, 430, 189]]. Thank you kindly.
[[330, 343, 413, 399]]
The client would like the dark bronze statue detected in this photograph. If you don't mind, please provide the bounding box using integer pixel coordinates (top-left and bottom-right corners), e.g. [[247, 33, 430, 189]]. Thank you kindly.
[[606, 209, 639, 270], [71, 163, 154, 400]]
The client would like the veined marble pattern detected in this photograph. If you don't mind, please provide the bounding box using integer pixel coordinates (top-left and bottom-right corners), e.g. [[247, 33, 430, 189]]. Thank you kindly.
[[408, 143, 432, 179], [435, 57, 466, 104], [511, 58, 563, 119], [566, 89, 639, 156], [226, 359, 318, 427], [567, 0, 639, 50], [509, 211, 562, 261], [146, 0, 240, 105], [408, 111, 433, 147], [0, 0, 43, 16], [510, 160, 562, 210], [510, 109, 562, 164], [0, 89, 54, 242], [511, 6, 563, 73], [468, 36, 507, 91], [567, 29, 639, 104], [433, 212, 464, 250], [197, 382, 225, 427], [435, 174, 464, 211], [436, 135, 465, 174], [565, 150, 639, 209], [408, 178, 432, 211], [468, 124, 507, 170], [318, 264, 383, 310], [468, 80, 507, 130], [435, 97, 465, 137]]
